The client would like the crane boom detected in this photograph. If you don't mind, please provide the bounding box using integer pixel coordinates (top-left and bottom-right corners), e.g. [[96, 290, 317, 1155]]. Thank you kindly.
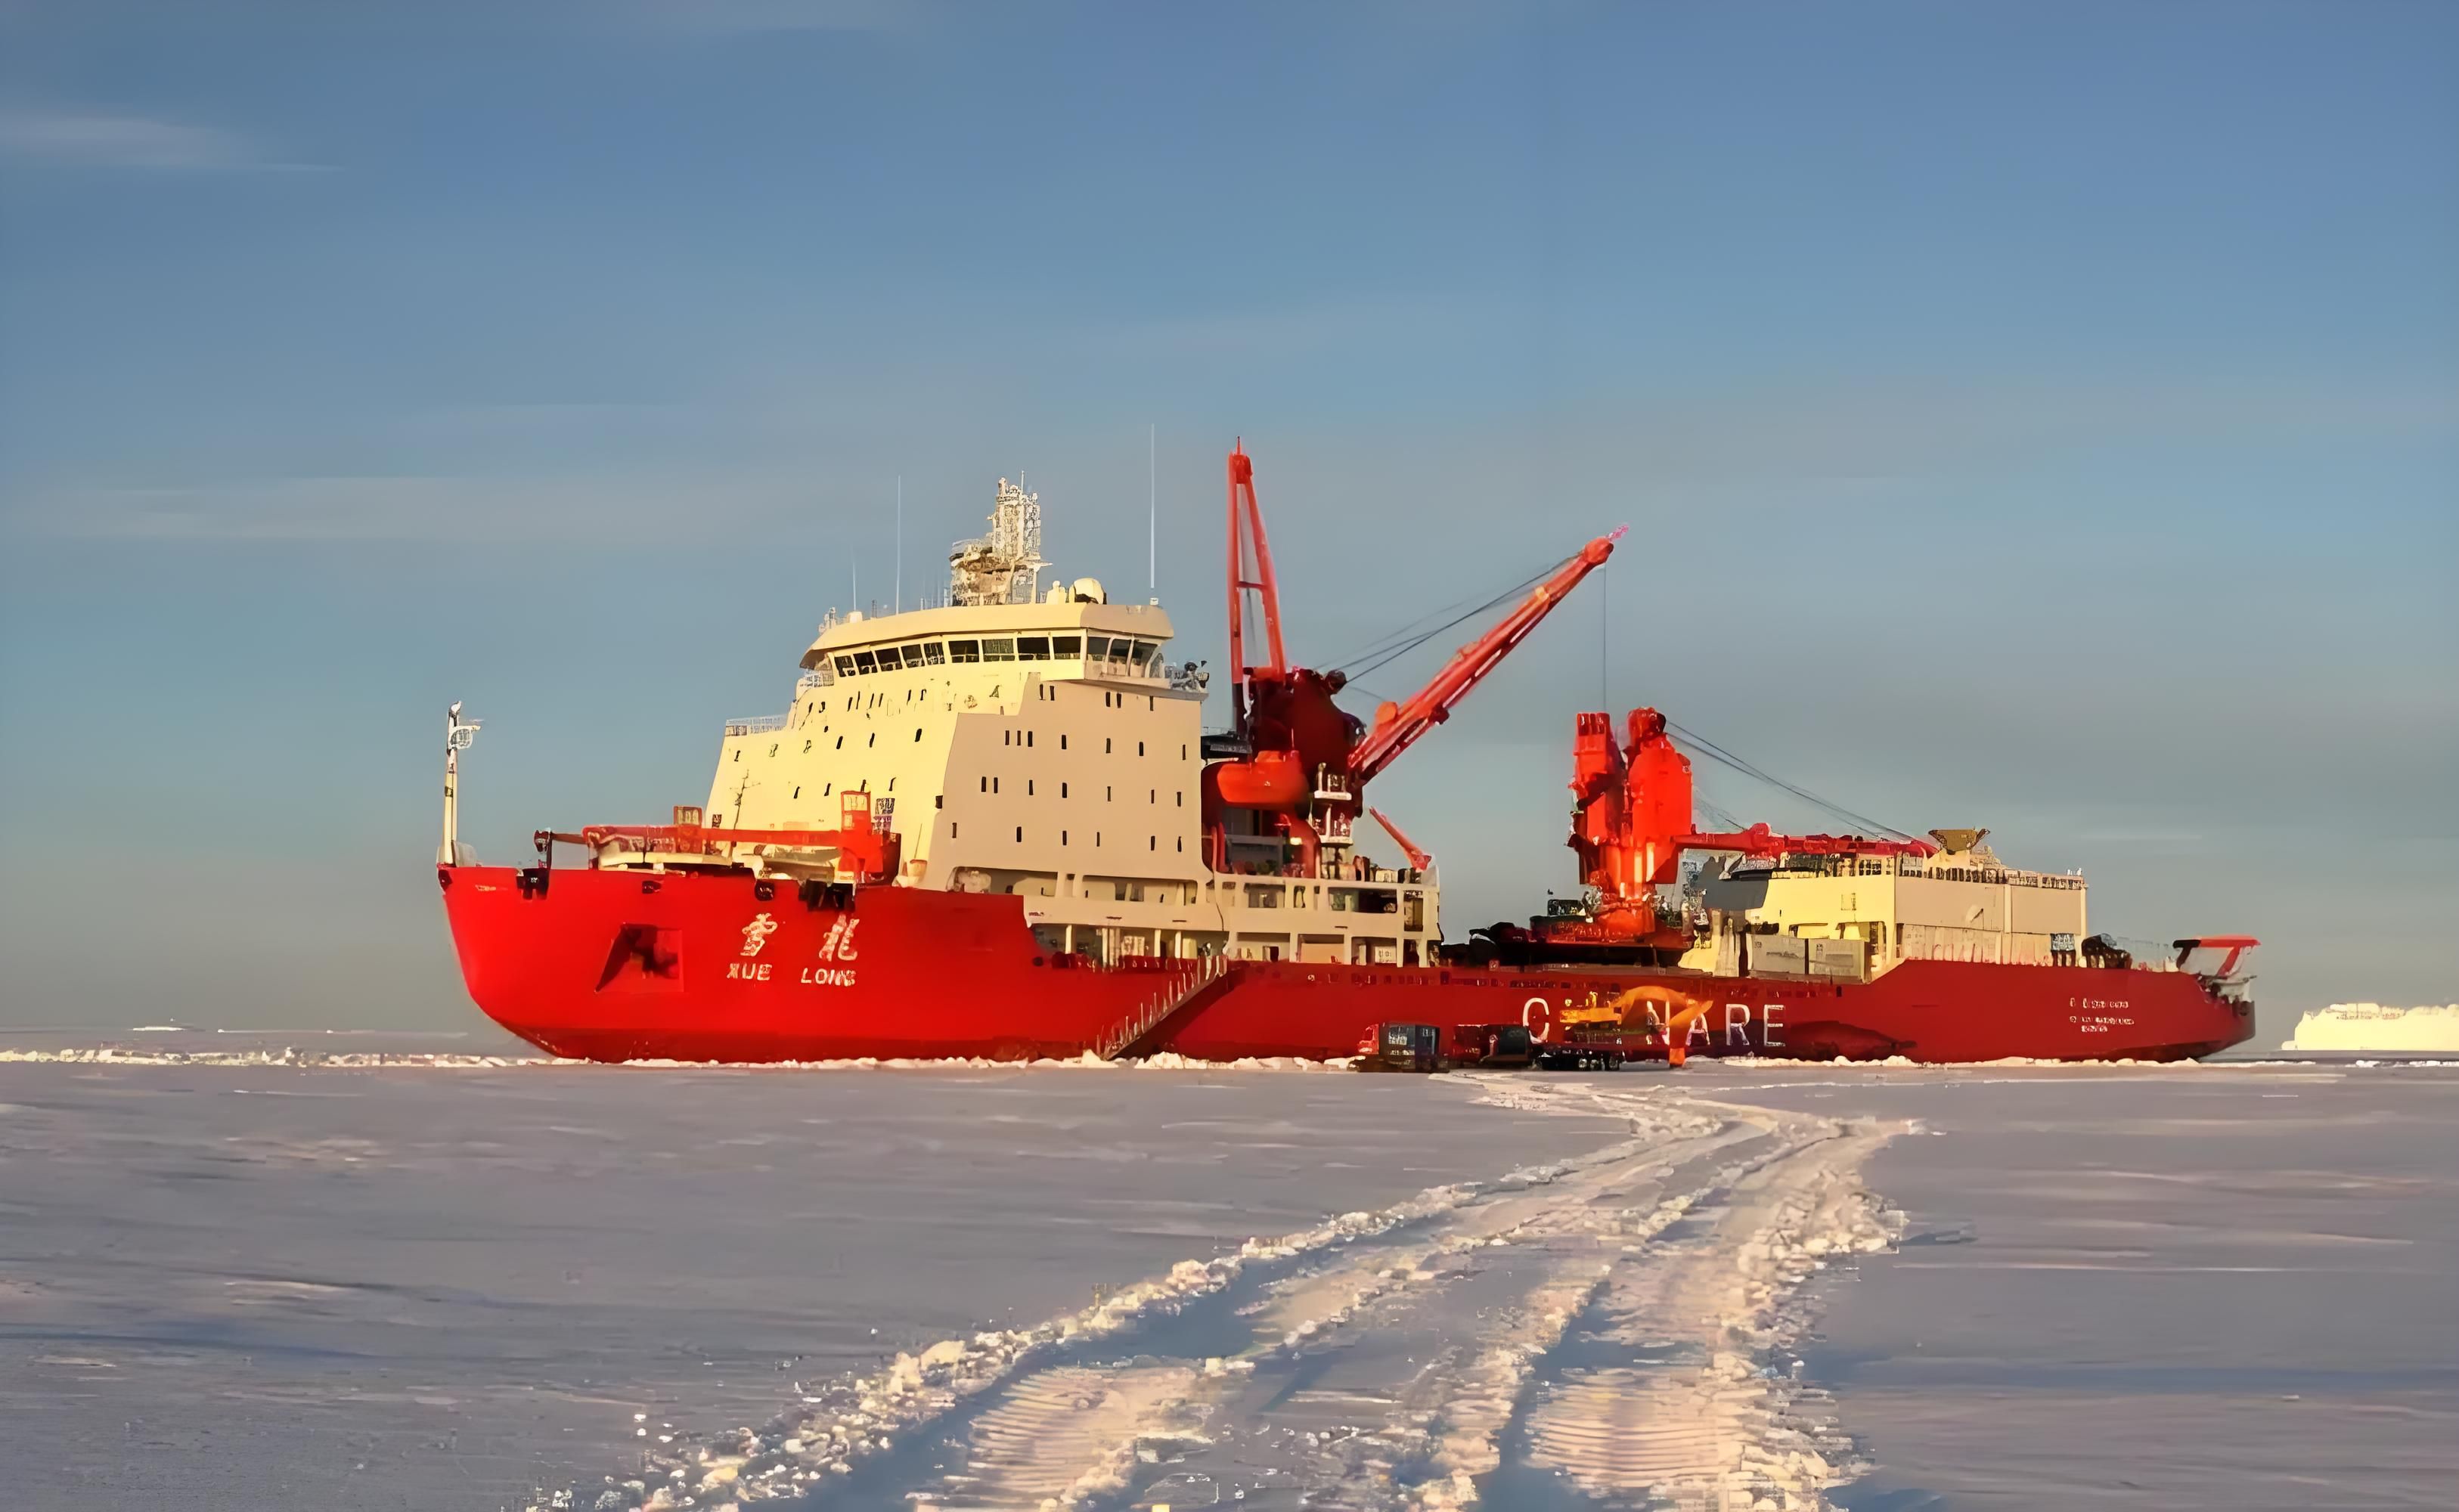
[[1345, 528, 1623, 787], [1367, 807, 1433, 872], [1224, 442, 1286, 736]]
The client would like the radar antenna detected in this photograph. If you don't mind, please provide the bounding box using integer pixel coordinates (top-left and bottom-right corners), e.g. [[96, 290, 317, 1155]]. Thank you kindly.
[[947, 477, 1050, 606]]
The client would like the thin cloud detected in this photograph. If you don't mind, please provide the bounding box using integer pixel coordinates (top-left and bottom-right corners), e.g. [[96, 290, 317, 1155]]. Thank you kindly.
[[19, 470, 820, 544], [0, 106, 317, 172]]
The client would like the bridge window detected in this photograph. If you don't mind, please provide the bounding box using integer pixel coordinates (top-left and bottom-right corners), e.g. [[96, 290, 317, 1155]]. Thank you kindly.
[[1018, 637, 1050, 661], [982, 637, 1016, 662], [923, 642, 947, 665], [834, 656, 856, 678], [853, 651, 879, 674], [1087, 635, 1111, 659], [949, 640, 981, 663], [1054, 635, 1081, 656]]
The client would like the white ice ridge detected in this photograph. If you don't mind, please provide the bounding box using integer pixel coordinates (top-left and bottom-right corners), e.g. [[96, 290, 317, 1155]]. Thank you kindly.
[[2281, 1002, 2459, 1054], [537, 1082, 1903, 1512]]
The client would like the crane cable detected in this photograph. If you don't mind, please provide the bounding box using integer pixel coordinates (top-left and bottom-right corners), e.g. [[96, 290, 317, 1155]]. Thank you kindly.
[[1665, 719, 1923, 842], [1327, 552, 1570, 685], [1320, 555, 1920, 844]]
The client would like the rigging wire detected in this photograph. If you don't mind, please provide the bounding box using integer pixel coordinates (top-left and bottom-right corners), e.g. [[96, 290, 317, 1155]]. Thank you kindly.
[[1664, 718, 1921, 841], [1329, 553, 1567, 684]]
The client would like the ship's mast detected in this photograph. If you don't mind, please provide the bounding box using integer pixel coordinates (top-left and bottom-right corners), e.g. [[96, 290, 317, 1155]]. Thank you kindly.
[[948, 477, 1048, 606], [439, 702, 479, 866]]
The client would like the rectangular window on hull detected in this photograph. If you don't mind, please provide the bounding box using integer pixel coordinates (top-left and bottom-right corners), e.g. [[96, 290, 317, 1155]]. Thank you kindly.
[[949, 640, 981, 663]]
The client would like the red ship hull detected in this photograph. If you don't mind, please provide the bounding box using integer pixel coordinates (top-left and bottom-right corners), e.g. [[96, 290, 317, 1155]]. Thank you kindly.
[[441, 865, 2255, 1064]]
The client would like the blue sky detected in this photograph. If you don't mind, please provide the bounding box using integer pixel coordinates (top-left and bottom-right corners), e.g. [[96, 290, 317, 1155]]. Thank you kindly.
[[2, 2, 2452, 1036]]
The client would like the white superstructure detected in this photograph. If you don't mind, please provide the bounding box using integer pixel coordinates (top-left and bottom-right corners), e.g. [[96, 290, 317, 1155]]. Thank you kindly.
[[703, 476, 1441, 968]]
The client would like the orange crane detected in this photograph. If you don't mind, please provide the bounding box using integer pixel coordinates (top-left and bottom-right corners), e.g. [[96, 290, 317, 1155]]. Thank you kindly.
[[1513, 707, 1934, 958], [1203, 442, 1620, 874], [1367, 807, 1433, 872]]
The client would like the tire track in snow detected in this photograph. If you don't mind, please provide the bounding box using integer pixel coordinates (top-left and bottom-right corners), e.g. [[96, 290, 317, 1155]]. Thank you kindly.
[[1511, 1120, 1898, 1508], [533, 1092, 1723, 1512]]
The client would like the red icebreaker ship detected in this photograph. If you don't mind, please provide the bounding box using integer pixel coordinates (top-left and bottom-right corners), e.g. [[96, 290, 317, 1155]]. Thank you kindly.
[[438, 449, 2256, 1064]]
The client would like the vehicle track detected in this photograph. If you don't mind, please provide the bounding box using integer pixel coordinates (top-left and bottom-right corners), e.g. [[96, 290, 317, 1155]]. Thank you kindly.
[[541, 1080, 1897, 1512]]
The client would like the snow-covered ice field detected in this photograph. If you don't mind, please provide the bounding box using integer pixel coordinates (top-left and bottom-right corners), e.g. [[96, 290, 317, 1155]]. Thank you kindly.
[[1713, 1061, 2459, 1510], [2, 1033, 2453, 1510]]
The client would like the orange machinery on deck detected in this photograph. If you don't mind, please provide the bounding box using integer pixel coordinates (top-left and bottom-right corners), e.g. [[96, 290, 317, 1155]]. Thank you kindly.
[[1202, 442, 1623, 873]]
